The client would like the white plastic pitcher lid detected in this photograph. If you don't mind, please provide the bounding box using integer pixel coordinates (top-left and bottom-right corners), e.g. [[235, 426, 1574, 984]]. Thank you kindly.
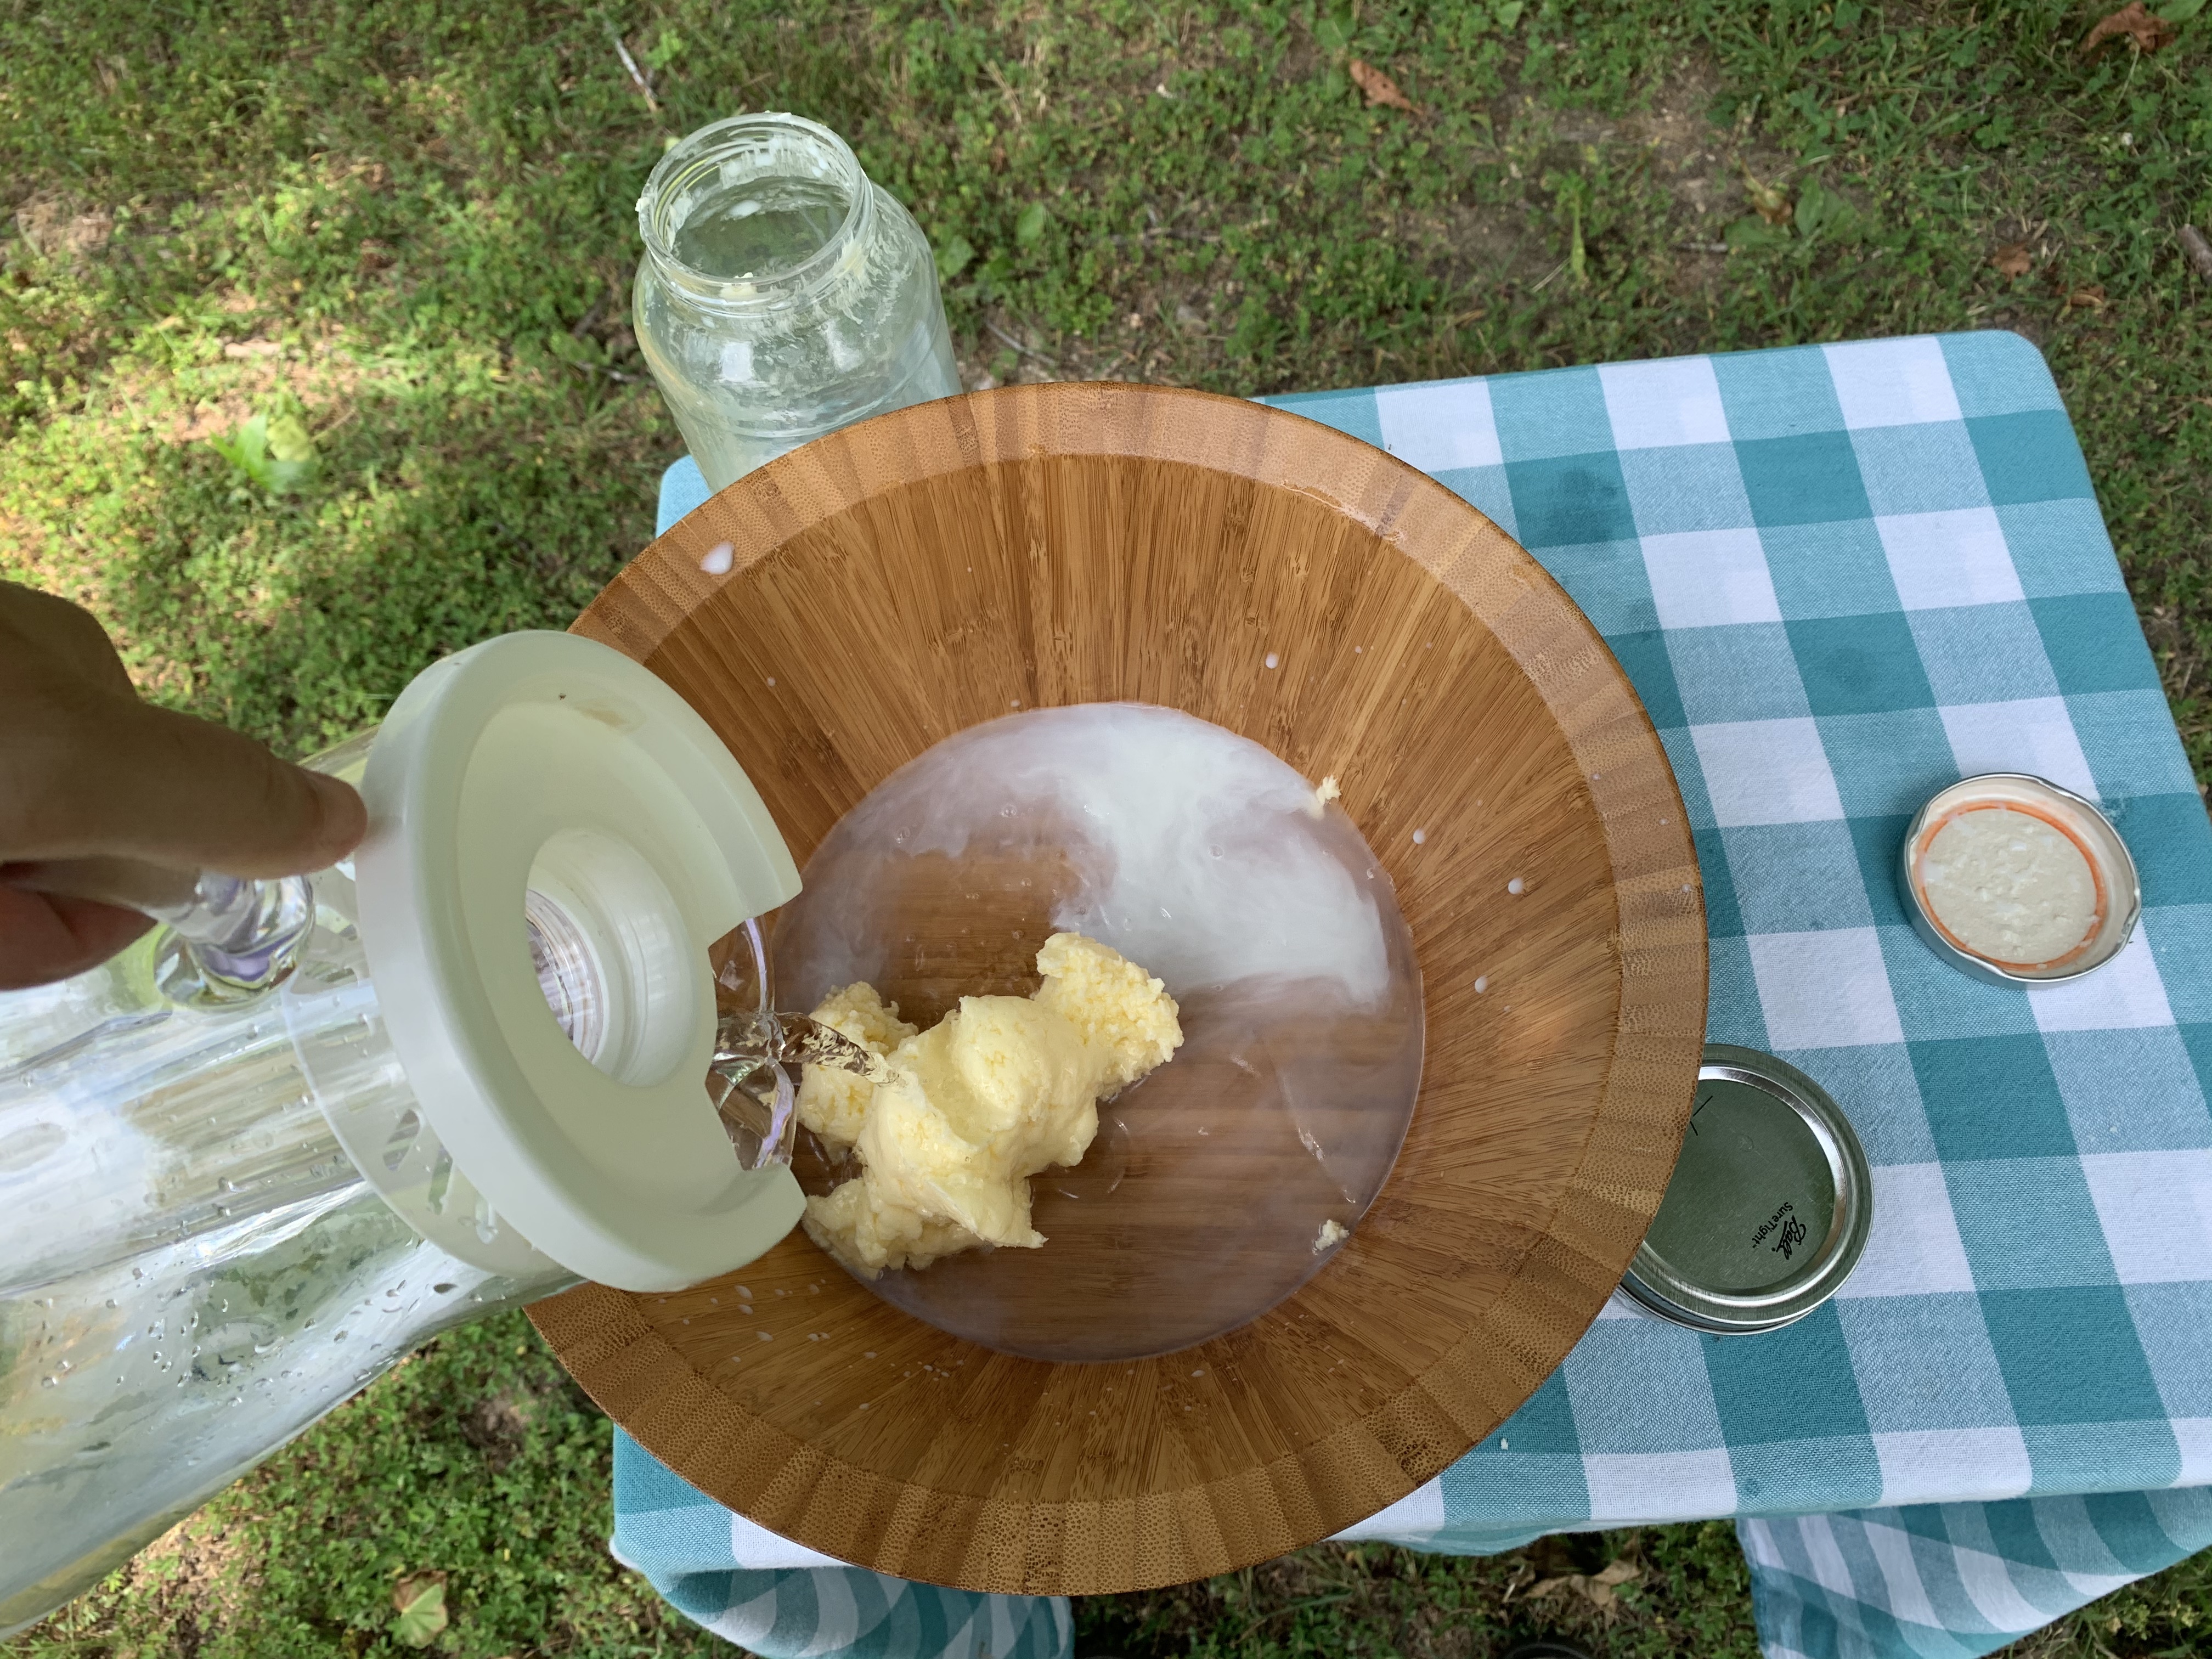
[[353, 631, 804, 1292]]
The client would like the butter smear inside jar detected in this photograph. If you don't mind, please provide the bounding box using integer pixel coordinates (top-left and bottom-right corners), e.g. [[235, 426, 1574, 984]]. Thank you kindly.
[[1901, 773, 2140, 984]]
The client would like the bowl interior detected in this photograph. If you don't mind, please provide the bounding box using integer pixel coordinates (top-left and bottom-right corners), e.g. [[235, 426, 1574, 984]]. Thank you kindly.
[[768, 700, 1427, 1363], [531, 382, 1707, 1595]]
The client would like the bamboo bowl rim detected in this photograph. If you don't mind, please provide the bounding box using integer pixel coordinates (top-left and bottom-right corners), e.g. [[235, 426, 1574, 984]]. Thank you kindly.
[[532, 381, 1708, 1594]]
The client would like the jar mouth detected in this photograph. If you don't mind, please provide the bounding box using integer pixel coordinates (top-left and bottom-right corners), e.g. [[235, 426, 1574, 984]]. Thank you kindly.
[[637, 112, 868, 307]]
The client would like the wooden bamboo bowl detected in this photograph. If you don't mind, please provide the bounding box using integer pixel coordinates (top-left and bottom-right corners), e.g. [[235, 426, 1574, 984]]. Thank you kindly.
[[531, 382, 1707, 1595]]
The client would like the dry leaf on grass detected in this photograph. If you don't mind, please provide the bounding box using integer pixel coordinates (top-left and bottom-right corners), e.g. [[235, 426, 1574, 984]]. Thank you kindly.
[[14, 199, 113, 261], [2180, 225, 2212, 280], [2080, 2, 2177, 53], [392, 1572, 449, 1649], [1349, 60, 1418, 114], [1739, 163, 1794, 227], [1990, 242, 2033, 279], [1527, 1558, 1644, 1620], [2067, 284, 2108, 309]]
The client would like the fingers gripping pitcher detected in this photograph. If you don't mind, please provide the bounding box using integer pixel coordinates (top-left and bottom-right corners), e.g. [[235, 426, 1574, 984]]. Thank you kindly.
[[0, 633, 844, 1632]]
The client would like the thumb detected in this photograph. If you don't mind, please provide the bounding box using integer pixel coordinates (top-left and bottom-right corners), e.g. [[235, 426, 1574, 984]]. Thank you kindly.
[[15, 691, 366, 877]]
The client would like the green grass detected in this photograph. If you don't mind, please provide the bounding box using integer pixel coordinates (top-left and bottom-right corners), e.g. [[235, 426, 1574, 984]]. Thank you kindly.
[[4, 0, 2211, 1654], [13, 1311, 2208, 1658], [14, 1316, 706, 1659]]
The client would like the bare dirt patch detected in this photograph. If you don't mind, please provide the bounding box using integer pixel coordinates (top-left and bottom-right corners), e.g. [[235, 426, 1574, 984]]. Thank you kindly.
[[143, 330, 370, 445], [58, 1508, 267, 1658], [459, 1395, 534, 1472], [12, 195, 114, 262]]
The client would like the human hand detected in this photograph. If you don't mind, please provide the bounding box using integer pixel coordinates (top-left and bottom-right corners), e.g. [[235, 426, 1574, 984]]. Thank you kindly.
[[0, 581, 366, 990]]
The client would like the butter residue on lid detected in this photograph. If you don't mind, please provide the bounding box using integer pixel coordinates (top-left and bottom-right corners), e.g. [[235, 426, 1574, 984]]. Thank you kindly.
[[1900, 773, 2140, 985], [1919, 804, 2102, 968]]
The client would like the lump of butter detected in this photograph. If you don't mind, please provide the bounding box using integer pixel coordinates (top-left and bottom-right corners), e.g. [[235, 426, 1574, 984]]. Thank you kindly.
[[793, 981, 918, 1156], [797, 933, 1182, 1278]]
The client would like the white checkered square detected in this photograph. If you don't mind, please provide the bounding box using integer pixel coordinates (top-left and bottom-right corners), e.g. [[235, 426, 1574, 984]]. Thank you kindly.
[[2027, 929, 2176, 1032], [2058, 1562, 2145, 1603], [1582, 1448, 1737, 1523], [1938, 697, 2100, 800], [1640, 528, 1782, 629], [1836, 1164, 1977, 1296], [1594, 1288, 1647, 1321], [1374, 378, 1503, 471], [1330, 1477, 1447, 1542], [1599, 354, 1731, 449], [1792, 1515, 1862, 1603], [2035, 1496, 2142, 1598], [1748, 928, 1905, 1048], [1876, 507, 2024, 611], [1858, 1515, 1945, 1630], [2174, 1418, 2212, 1484], [1690, 718, 1846, 826], [1739, 1514, 1791, 1572], [1873, 1426, 2035, 1506], [1955, 1539, 2068, 1632], [2080, 1150, 2212, 1284], [1824, 337, 1964, 430], [729, 1510, 845, 1570]]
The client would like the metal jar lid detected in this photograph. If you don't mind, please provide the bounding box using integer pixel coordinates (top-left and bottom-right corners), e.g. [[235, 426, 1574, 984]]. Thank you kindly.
[[1898, 772, 2141, 987], [1621, 1045, 1872, 1335]]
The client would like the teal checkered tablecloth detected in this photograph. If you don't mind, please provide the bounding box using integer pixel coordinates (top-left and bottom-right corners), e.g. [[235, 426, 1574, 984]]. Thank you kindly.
[[623, 332, 2212, 1659]]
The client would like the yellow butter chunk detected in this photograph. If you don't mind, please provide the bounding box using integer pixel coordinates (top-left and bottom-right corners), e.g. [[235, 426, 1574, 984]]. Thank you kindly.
[[1031, 930, 1183, 1091], [798, 933, 1182, 1277], [793, 981, 918, 1155]]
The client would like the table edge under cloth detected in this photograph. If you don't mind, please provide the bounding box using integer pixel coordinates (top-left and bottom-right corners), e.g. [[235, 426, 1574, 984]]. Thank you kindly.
[[620, 330, 2212, 1659]]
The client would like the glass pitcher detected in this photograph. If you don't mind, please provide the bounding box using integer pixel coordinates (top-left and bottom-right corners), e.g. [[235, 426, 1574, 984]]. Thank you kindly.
[[0, 631, 851, 1634], [633, 112, 961, 492]]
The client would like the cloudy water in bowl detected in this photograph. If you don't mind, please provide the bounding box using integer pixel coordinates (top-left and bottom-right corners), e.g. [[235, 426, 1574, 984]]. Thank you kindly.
[[769, 703, 1425, 1362]]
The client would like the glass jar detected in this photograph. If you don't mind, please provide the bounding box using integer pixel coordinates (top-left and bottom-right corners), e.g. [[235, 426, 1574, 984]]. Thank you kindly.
[[0, 631, 871, 1636], [0, 733, 577, 1636], [0, 811, 816, 1636], [633, 113, 961, 493]]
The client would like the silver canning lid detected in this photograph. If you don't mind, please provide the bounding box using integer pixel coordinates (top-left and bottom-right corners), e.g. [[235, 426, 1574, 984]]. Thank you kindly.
[[1621, 1045, 1872, 1336], [1898, 772, 2141, 987]]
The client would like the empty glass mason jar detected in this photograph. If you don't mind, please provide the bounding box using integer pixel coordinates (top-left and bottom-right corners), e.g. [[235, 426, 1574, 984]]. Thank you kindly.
[[634, 112, 961, 492]]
